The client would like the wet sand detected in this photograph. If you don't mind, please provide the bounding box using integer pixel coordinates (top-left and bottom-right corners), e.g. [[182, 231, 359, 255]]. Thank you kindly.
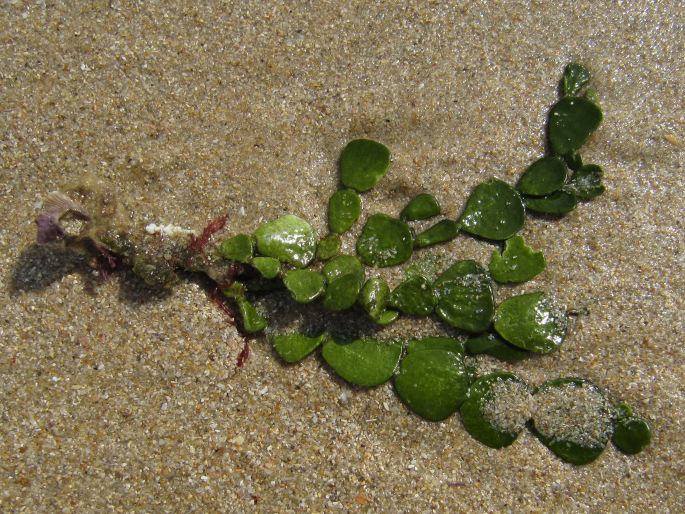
[[1, 1, 683, 512]]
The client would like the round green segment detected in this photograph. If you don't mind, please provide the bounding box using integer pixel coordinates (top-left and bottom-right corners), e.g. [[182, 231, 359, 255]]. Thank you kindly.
[[317, 234, 341, 260], [356, 214, 413, 267], [328, 188, 362, 234], [321, 338, 402, 387], [562, 63, 591, 97], [517, 156, 567, 196], [323, 255, 364, 283], [494, 291, 567, 353], [406, 336, 464, 355], [219, 234, 254, 263], [388, 275, 437, 316], [465, 333, 530, 362], [612, 415, 651, 455], [283, 270, 325, 303], [394, 349, 469, 421], [235, 297, 267, 334], [532, 377, 614, 465], [251, 256, 280, 279], [272, 333, 327, 363], [459, 178, 525, 240], [565, 164, 605, 200], [489, 235, 546, 283], [525, 190, 578, 214], [413, 219, 459, 248], [433, 260, 494, 333], [548, 96, 603, 155], [323, 273, 362, 311], [254, 214, 316, 267], [460, 372, 530, 449], [359, 277, 390, 319], [340, 139, 391, 192], [400, 193, 441, 221]]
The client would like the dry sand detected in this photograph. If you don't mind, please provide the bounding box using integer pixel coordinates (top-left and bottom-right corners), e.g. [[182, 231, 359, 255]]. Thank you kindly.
[[1, 1, 683, 512]]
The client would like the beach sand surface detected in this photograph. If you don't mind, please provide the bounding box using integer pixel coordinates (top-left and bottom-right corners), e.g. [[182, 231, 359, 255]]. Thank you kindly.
[[1, 1, 683, 512]]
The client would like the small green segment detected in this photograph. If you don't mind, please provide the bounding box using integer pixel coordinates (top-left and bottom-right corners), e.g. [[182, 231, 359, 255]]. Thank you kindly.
[[283, 270, 326, 303], [465, 333, 530, 362], [323, 254, 365, 283], [533, 378, 612, 465], [376, 310, 399, 325], [413, 219, 459, 249], [322, 256, 365, 311], [562, 63, 591, 96], [271, 332, 327, 363], [251, 256, 281, 279], [323, 273, 362, 311], [565, 164, 605, 200], [254, 214, 317, 267], [235, 297, 267, 333], [219, 234, 254, 263], [548, 96, 603, 155], [388, 275, 437, 316], [406, 336, 464, 355], [400, 193, 441, 221], [460, 372, 529, 449], [433, 260, 495, 333], [612, 406, 651, 455], [489, 235, 546, 283], [328, 188, 362, 234], [525, 190, 578, 215], [223, 282, 267, 333], [340, 139, 391, 192], [321, 338, 402, 387], [563, 151, 583, 171], [459, 178, 525, 241], [359, 277, 390, 319], [494, 292, 567, 353], [317, 234, 341, 260], [356, 214, 413, 267], [394, 349, 469, 421], [517, 156, 567, 196]]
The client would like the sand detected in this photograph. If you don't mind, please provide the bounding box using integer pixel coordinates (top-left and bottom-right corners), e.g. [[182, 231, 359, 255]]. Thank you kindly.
[[1, 1, 683, 512]]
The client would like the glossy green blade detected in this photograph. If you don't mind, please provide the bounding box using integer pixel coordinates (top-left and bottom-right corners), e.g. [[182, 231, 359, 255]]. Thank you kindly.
[[493, 292, 567, 353], [394, 349, 469, 421], [317, 233, 341, 260], [548, 96, 603, 155], [406, 336, 464, 355], [328, 188, 362, 234], [525, 190, 578, 215], [283, 269, 326, 303], [532, 377, 614, 465], [251, 256, 281, 279], [517, 156, 567, 196], [340, 139, 391, 192], [388, 275, 437, 316], [254, 214, 317, 267], [413, 219, 459, 249], [562, 63, 591, 96], [465, 333, 530, 362], [489, 235, 545, 283], [271, 332, 327, 363], [460, 372, 531, 448], [356, 214, 413, 267], [321, 338, 402, 387], [459, 178, 525, 240], [433, 260, 494, 333], [400, 193, 441, 221], [359, 277, 390, 319], [565, 164, 605, 200], [219, 234, 254, 263]]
